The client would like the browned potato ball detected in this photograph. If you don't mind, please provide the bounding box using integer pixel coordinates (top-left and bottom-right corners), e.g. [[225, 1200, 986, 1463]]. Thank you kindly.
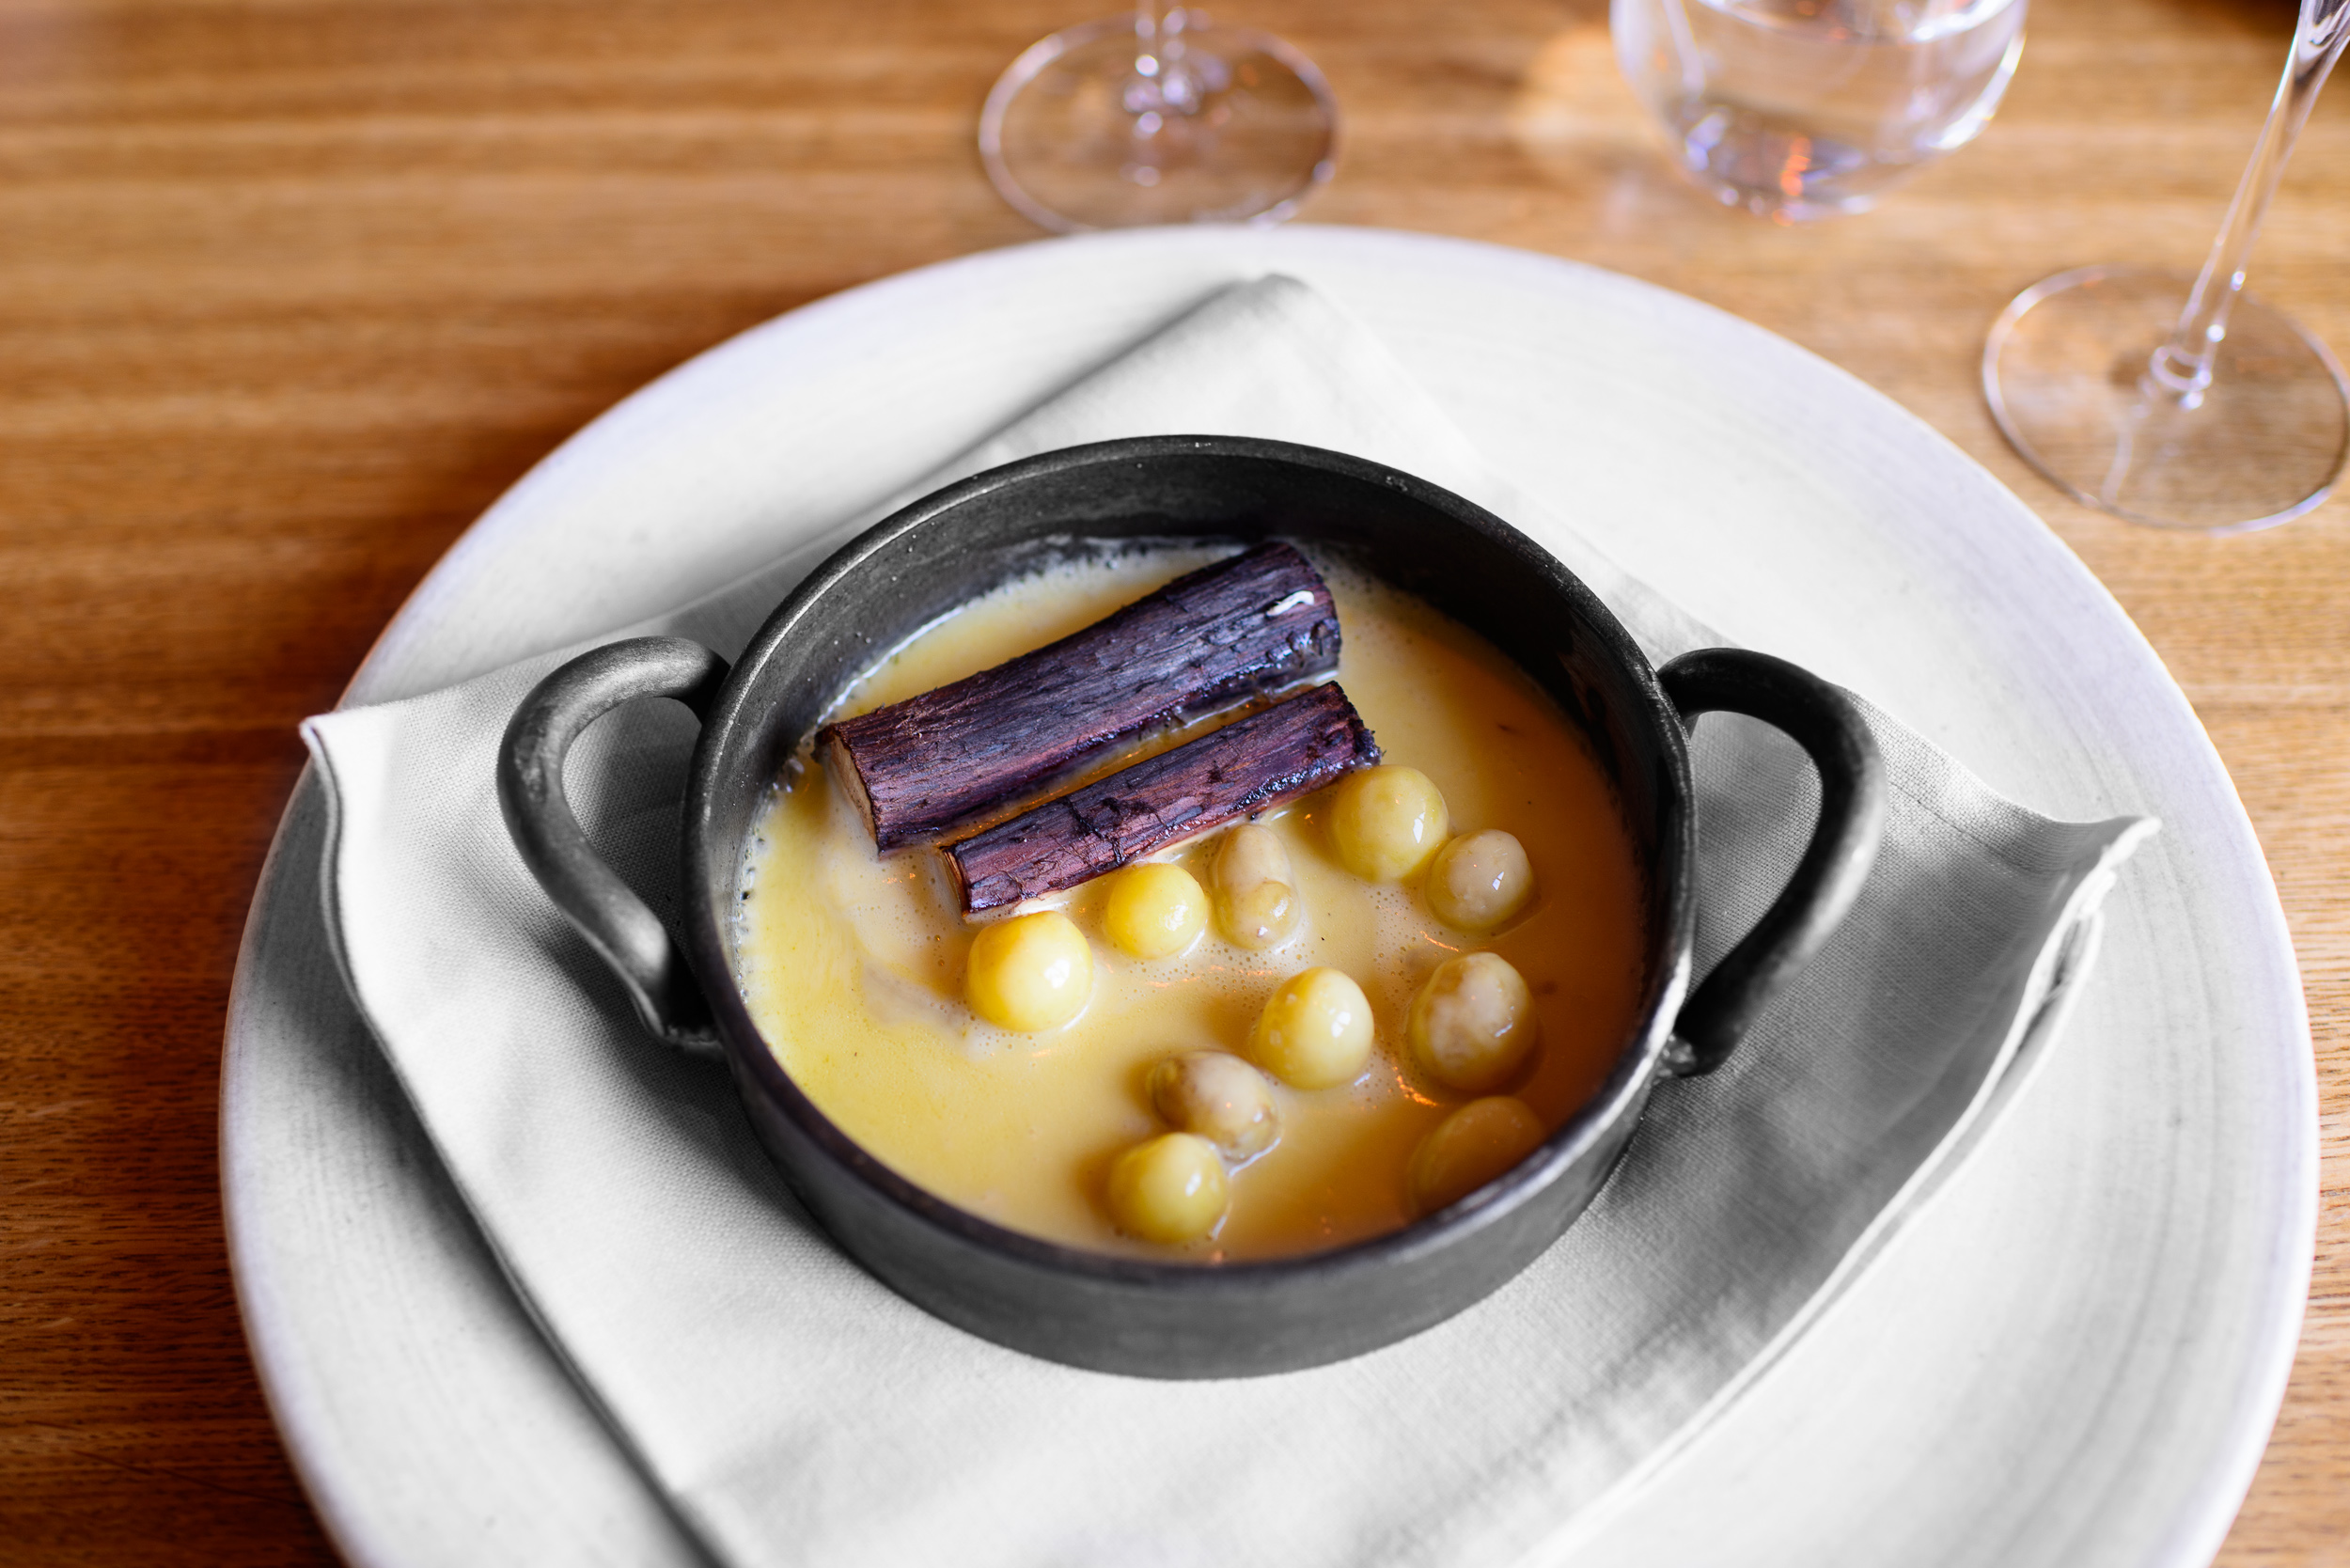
[[1406, 951, 1539, 1093], [1407, 1098, 1546, 1215], [1212, 823, 1301, 949], [1148, 1050, 1280, 1159], [1426, 830, 1536, 932]]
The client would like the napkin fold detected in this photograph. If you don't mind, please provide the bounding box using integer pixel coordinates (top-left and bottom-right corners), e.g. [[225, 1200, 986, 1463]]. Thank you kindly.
[[304, 276, 2154, 1568]]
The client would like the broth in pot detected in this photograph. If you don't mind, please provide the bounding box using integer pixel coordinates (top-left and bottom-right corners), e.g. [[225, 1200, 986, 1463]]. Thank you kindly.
[[733, 546, 1647, 1262]]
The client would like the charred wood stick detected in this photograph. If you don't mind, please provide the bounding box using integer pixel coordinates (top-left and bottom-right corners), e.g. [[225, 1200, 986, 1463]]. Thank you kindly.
[[823, 542, 1340, 851], [948, 682, 1380, 916]]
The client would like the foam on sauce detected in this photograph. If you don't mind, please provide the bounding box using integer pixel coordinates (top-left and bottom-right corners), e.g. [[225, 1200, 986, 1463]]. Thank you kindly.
[[734, 547, 1647, 1261]]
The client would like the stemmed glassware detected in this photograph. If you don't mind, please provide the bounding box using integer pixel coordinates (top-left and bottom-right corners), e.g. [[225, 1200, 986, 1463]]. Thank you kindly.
[[979, 5, 1339, 232], [1612, 0, 2029, 224], [1982, 0, 2350, 532]]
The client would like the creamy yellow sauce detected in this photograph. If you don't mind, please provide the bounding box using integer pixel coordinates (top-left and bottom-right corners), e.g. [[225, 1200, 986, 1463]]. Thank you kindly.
[[734, 547, 1647, 1262]]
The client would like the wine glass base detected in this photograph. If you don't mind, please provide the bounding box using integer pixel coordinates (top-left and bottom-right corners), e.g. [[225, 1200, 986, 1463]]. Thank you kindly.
[[979, 16, 1339, 234], [1983, 265, 2350, 533], [1664, 103, 1917, 223]]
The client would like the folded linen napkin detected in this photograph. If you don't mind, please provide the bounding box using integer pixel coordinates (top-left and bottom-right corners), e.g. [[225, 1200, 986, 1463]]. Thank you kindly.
[[304, 275, 2154, 1568]]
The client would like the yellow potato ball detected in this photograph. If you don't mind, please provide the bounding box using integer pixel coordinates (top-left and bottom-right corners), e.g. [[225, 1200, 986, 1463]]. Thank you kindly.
[[1103, 862, 1208, 960], [1406, 951, 1539, 1093], [1328, 765, 1450, 882], [1247, 966, 1375, 1090], [1408, 1097, 1547, 1216], [1426, 829, 1537, 933], [1106, 1132, 1230, 1244], [964, 910, 1092, 1032]]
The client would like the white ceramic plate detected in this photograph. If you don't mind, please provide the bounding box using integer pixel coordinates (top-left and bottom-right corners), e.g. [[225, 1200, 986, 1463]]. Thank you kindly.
[[223, 227, 2313, 1568]]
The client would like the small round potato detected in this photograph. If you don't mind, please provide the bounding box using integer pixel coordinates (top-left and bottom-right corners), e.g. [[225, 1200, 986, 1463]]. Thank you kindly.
[[1328, 765, 1450, 882], [1406, 951, 1539, 1093], [1426, 829, 1536, 933], [1147, 1050, 1280, 1159], [1212, 823, 1300, 949], [1103, 862, 1208, 960], [1248, 966, 1375, 1090], [1407, 1097, 1546, 1215], [964, 910, 1092, 1032], [1214, 821, 1292, 890], [1106, 1132, 1230, 1244], [1222, 880, 1299, 949]]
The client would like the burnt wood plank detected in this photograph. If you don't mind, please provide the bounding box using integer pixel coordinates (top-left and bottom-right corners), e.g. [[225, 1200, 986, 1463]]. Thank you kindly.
[[948, 682, 1380, 915], [822, 541, 1340, 851]]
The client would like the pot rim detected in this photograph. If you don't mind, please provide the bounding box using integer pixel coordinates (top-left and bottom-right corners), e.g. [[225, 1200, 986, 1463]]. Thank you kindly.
[[681, 434, 1699, 1290]]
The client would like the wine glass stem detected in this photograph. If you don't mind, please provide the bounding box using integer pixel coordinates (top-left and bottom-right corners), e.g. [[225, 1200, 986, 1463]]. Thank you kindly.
[[2151, 0, 2350, 399]]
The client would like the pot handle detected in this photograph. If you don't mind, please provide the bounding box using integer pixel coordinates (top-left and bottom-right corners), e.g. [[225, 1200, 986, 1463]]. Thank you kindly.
[[496, 635, 732, 1056], [1655, 648, 1888, 1077]]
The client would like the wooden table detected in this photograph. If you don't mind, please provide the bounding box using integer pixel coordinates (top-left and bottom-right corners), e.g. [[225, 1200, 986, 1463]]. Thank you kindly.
[[3, 0, 2342, 1560]]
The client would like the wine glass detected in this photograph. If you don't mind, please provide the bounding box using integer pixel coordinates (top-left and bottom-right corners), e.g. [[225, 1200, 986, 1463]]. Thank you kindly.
[[1611, 0, 2029, 224], [979, 5, 1340, 233], [1982, 0, 2350, 533]]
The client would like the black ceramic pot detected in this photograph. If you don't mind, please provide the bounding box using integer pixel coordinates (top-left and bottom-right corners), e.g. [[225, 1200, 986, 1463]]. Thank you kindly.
[[497, 435, 1885, 1379]]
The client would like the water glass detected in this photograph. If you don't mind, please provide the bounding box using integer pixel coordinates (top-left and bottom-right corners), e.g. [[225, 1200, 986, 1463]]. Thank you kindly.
[[1612, 0, 2027, 221]]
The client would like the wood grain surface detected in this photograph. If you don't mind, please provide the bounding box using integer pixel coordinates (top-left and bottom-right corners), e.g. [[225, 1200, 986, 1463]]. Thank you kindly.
[[2, 0, 2343, 1561]]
